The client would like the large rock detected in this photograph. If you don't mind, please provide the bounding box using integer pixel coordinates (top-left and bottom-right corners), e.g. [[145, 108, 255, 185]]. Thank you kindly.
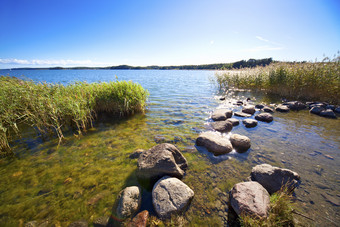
[[227, 118, 240, 126], [284, 101, 306, 110], [251, 164, 300, 194], [230, 181, 270, 218], [211, 109, 233, 121], [276, 105, 290, 112], [137, 143, 188, 181], [152, 176, 194, 219], [116, 186, 142, 219], [310, 106, 324, 115], [230, 134, 251, 153], [211, 120, 233, 132], [234, 112, 251, 118], [255, 113, 273, 123], [320, 109, 337, 119], [242, 119, 258, 128], [242, 105, 256, 115], [334, 106, 340, 114], [196, 131, 233, 155]]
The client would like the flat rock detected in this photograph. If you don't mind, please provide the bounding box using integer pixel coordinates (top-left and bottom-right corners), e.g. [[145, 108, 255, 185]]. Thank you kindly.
[[242, 119, 258, 128], [234, 112, 251, 118], [211, 120, 233, 132], [196, 131, 233, 155], [116, 186, 141, 219], [227, 118, 240, 126], [255, 113, 273, 123], [263, 106, 274, 113], [230, 181, 270, 218], [152, 176, 194, 219], [251, 164, 300, 194], [276, 105, 290, 112], [320, 109, 337, 119], [127, 210, 149, 227], [137, 143, 188, 181], [242, 105, 256, 115], [230, 134, 251, 153], [211, 109, 233, 121]]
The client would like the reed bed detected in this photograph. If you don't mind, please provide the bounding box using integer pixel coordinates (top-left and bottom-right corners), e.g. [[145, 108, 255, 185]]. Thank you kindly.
[[0, 76, 149, 155], [216, 60, 340, 105]]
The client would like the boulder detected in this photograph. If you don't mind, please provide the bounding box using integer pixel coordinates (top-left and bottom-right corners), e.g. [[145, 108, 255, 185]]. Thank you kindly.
[[284, 101, 306, 110], [211, 109, 233, 121], [152, 176, 194, 219], [242, 119, 258, 128], [230, 134, 251, 153], [276, 105, 290, 112], [255, 104, 264, 109], [227, 118, 240, 126], [326, 105, 335, 110], [320, 109, 337, 119], [116, 186, 142, 219], [242, 105, 256, 115], [211, 120, 233, 132], [129, 149, 145, 159], [250, 164, 300, 194], [127, 210, 149, 227], [255, 113, 273, 123], [196, 131, 233, 155], [137, 143, 188, 180], [334, 106, 340, 114], [230, 181, 270, 218], [234, 112, 251, 118], [310, 106, 325, 115], [263, 106, 274, 113]]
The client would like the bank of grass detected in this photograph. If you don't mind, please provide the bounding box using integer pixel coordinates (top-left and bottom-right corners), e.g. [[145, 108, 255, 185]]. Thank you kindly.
[[216, 59, 340, 105], [0, 76, 149, 155]]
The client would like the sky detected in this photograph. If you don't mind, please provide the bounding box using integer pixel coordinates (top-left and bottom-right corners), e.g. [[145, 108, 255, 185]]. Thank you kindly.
[[0, 0, 340, 69]]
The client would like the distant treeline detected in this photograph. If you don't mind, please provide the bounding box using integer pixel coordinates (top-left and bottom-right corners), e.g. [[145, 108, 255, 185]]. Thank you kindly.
[[11, 58, 273, 70]]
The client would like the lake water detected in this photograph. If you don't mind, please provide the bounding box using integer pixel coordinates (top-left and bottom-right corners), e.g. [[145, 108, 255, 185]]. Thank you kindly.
[[0, 69, 339, 226]]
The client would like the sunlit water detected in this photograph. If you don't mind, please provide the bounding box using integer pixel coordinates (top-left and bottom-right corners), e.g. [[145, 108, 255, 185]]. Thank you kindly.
[[0, 69, 339, 226]]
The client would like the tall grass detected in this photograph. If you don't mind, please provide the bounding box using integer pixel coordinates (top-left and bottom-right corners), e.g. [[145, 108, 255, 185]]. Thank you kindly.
[[0, 76, 149, 155], [216, 58, 340, 104]]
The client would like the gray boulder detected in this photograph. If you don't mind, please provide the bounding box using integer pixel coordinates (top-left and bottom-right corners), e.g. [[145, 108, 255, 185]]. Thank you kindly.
[[255, 113, 273, 123], [137, 143, 188, 181], [242, 119, 258, 128], [211, 120, 233, 132], [251, 164, 300, 194], [152, 176, 194, 219], [284, 101, 306, 110], [230, 181, 270, 218], [263, 106, 274, 113], [196, 131, 233, 155], [116, 186, 141, 219], [276, 105, 290, 112], [242, 105, 256, 115], [310, 106, 325, 115], [320, 109, 337, 119], [211, 109, 233, 121], [234, 112, 252, 118], [230, 134, 251, 153], [227, 118, 240, 126]]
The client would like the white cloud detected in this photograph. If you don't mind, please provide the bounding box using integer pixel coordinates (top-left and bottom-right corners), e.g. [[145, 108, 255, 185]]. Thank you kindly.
[[243, 45, 284, 52], [256, 36, 269, 42], [0, 58, 105, 66]]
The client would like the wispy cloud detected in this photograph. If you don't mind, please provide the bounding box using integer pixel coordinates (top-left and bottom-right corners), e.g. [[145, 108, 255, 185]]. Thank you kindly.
[[244, 45, 284, 52], [0, 58, 105, 66], [256, 36, 269, 42]]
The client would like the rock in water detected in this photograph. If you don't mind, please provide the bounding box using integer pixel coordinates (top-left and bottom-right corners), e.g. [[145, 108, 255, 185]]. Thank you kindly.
[[263, 106, 274, 113], [234, 112, 252, 118], [320, 109, 337, 119], [230, 181, 270, 218], [196, 131, 233, 155], [242, 105, 256, 115], [276, 105, 290, 112], [230, 134, 251, 153], [127, 210, 149, 227], [255, 104, 264, 109], [211, 109, 233, 121], [116, 186, 141, 219], [227, 118, 240, 126], [152, 176, 194, 219], [255, 113, 273, 123], [251, 164, 300, 194], [242, 119, 258, 128], [137, 143, 188, 181], [284, 101, 306, 110], [211, 120, 233, 132], [310, 106, 324, 115]]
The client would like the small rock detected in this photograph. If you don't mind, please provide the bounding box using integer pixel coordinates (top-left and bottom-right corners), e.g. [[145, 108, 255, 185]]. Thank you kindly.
[[196, 131, 233, 155], [242, 105, 256, 115], [93, 216, 109, 227], [219, 96, 226, 101], [127, 210, 149, 227], [116, 186, 141, 219], [255, 104, 264, 109], [211, 120, 233, 133], [230, 134, 251, 153], [263, 106, 274, 113], [276, 105, 290, 112], [211, 109, 233, 121], [242, 119, 258, 128], [320, 109, 337, 119], [324, 154, 334, 160], [227, 118, 240, 126], [284, 101, 306, 110], [255, 113, 273, 123], [310, 106, 324, 115], [237, 100, 244, 105], [234, 112, 251, 118], [129, 149, 145, 159]]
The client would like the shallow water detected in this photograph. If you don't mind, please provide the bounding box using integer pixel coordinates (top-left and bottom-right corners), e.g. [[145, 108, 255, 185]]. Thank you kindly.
[[0, 69, 339, 226]]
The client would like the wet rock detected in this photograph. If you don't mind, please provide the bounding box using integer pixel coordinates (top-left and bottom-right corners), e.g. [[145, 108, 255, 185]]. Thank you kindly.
[[152, 176, 194, 219], [251, 164, 300, 194], [284, 101, 306, 110], [227, 118, 240, 126], [242, 105, 256, 115], [276, 105, 290, 112], [68, 221, 88, 227], [334, 106, 340, 113], [236, 100, 243, 106], [127, 210, 149, 227], [211, 120, 233, 133], [129, 149, 145, 159], [116, 186, 141, 219], [219, 96, 226, 101], [324, 154, 334, 160], [87, 191, 110, 206], [234, 112, 251, 118], [255, 104, 264, 109], [310, 106, 324, 115], [93, 216, 109, 227], [242, 119, 258, 128], [230, 134, 251, 153], [230, 181, 270, 217], [196, 131, 233, 155], [320, 109, 337, 119], [255, 113, 273, 123], [211, 109, 233, 121], [321, 193, 340, 206], [137, 143, 188, 180], [326, 105, 335, 110], [263, 106, 274, 113]]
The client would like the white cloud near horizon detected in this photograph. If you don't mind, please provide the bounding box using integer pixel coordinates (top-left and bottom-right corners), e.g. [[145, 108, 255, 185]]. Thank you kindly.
[[0, 58, 106, 66]]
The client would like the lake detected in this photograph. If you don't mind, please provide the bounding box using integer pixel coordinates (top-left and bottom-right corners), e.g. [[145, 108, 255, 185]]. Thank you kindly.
[[0, 69, 339, 226]]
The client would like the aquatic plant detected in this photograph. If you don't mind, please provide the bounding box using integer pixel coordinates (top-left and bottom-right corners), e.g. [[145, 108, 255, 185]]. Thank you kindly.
[[216, 56, 340, 105], [0, 76, 149, 155]]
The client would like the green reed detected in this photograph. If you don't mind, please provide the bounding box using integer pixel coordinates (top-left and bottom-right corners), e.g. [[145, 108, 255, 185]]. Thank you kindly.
[[216, 59, 340, 105], [0, 76, 149, 155]]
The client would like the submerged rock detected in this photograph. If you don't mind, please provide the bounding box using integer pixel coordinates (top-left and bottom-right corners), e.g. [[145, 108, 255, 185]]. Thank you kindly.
[[234, 112, 251, 118], [129, 149, 145, 159], [116, 186, 141, 219], [230, 181, 270, 218], [196, 131, 233, 155], [255, 113, 273, 123], [263, 106, 274, 113], [320, 109, 337, 119], [276, 105, 290, 112], [255, 104, 264, 109], [250, 164, 300, 194], [211, 109, 233, 121], [152, 176, 194, 219], [242, 105, 256, 115], [137, 143, 188, 181], [284, 101, 306, 110], [227, 118, 240, 126], [211, 120, 233, 132], [230, 134, 251, 153], [242, 119, 258, 128]]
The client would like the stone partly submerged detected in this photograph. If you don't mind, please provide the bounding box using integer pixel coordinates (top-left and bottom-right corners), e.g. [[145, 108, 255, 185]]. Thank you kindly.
[[116, 186, 142, 219], [230, 134, 251, 153], [211, 109, 233, 121], [255, 113, 273, 123], [234, 112, 252, 118], [137, 143, 188, 181], [320, 109, 337, 119], [276, 105, 290, 112], [196, 131, 233, 155], [227, 118, 240, 126], [250, 164, 301, 194], [242, 119, 258, 128], [283, 101, 306, 111], [152, 176, 194, 219], [242, 105, 256, 115], [211, 120, 233, 133], [229, 181, 270, 218]]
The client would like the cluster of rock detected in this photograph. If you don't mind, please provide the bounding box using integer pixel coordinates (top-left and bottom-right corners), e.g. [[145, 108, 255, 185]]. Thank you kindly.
[[229, 163, 300, 218]]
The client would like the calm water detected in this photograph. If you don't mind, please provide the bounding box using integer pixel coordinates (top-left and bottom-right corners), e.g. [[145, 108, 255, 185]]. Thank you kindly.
[[0, 69, 339, 226]]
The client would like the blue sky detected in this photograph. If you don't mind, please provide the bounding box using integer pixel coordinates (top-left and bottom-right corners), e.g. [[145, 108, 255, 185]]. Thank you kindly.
[[0, 0, 339, 68]]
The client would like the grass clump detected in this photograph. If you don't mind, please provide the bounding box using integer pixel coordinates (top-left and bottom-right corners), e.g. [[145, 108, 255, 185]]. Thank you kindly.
[[216, 56, 340, 104], [0, 76, 149, 155]]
